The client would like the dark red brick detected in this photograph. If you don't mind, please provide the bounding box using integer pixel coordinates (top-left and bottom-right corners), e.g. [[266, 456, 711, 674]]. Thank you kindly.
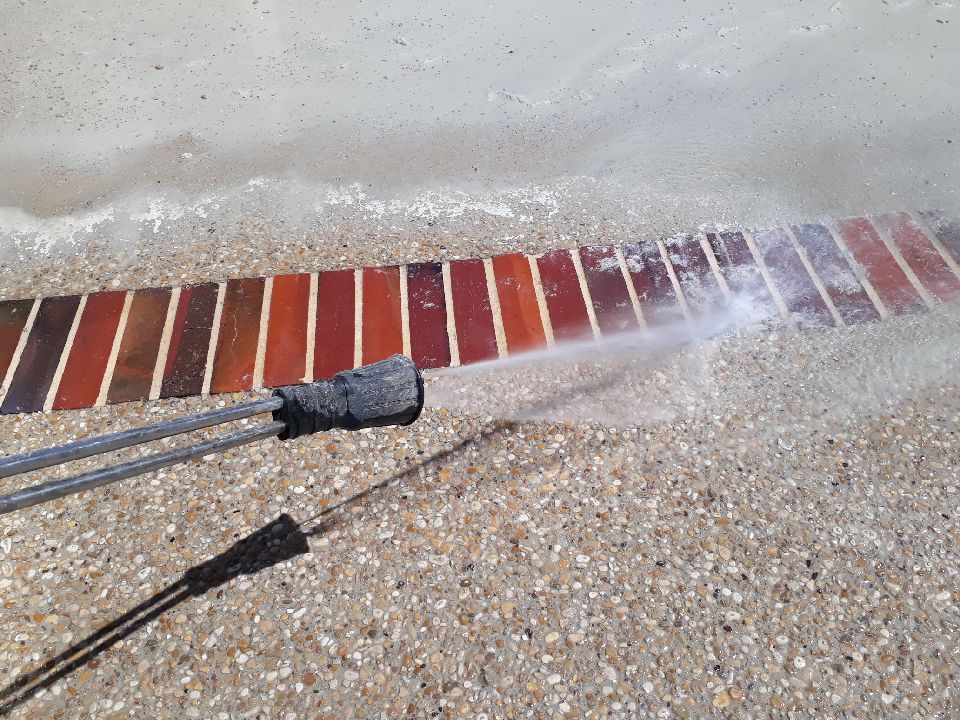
[[791, 223, 880, 325], [406, 263, 450, 369], [0, 299, 34, 385], [620, 241, 684, 328], [449, 259, 498, 363], [659, 234, 724, 317], [578, 246, 638, 335], [704, 231, 781, 326], [2, 295, 81, 414], [751, 227, 833, 329], [160, 283, 218, 399]]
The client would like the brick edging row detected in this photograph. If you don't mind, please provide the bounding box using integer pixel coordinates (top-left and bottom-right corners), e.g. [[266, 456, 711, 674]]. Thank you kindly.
[[0, 211, 958, 416]]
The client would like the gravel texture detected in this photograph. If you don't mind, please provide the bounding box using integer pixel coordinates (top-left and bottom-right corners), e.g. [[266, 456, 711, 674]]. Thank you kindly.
[[1, 303, 958, 718]]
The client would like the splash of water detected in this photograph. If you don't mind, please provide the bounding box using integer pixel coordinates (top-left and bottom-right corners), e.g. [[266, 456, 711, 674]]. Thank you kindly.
[[426, 291, 767, 424], [426, 293, 960, 430]]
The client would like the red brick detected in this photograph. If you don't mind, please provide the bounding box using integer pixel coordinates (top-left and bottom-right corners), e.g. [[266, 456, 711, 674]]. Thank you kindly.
[[449, 259, 498, 363], [919, 210, 960, 264], [314, 270, 355, 379], [578, 246, 639, 335], [659, 235, 724, 316], [836, 217, 926, 315], [705, 231, 782, 326], [1, 296, 81, 414], [535, 250, 593, 342], [362, 267, 403, 364], [263, 273, 311, 387], [0, 299, 34, 384], [751, 227, 834, 329], [406, 263, 451, 369], [160, 283, 219, 399], [874, 213, 960, 303], [791, 223, 880, 325], [210, 278, 264, 393], [53, 291, 127, 410], [620, 241, 684, 327], [108, 288, 172, 403], [491, 254, 547, 354]]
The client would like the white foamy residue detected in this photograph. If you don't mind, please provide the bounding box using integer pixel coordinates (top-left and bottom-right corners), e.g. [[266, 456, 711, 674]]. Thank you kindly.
[[314, 181, 569, 222], [0, 205, 116, 255], [1, 176, 582, 259]]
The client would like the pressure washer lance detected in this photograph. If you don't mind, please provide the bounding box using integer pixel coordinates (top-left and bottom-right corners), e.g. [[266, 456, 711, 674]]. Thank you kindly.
[[0, 355, 424, 516]]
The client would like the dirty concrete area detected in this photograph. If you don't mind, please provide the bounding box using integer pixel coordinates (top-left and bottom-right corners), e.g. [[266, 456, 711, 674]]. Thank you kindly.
[[0, 308, 957, 718], [2, 0, 959, 298]]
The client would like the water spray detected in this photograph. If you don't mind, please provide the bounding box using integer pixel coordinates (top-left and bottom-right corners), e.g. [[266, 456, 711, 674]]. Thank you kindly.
[[0, 355, 424, 515]]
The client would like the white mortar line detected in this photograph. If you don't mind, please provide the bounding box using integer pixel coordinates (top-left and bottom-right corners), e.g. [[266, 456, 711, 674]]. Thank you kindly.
[[441, 262, 461, 366], [527, 254, 555, 347], [201, 282, 227, 396], [782, 226, 844, 327], [870, 216, 935, 309], [741, 230, 796, 331], [303, 273, 318, 382], [614, 246, 646, 329], [353, 269, 364, 368], [569, 249, 601, 339], [656, 239, 693, 324], [399, 265, 412, 358], [698, 234, 732, 303], [252, 278, 273, 390], [96, 291, 134, 406], [824, 220, 889, 319], [0, 298, 40, 406], [910, 211, 960, 283], [43, 294, 88, 411], [483, 258, 508, 358], [150, 287, 181, 400]]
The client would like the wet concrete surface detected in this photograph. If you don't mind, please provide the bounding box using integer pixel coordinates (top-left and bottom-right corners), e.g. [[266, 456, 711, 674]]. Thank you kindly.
[[1, 2, 959, 717]]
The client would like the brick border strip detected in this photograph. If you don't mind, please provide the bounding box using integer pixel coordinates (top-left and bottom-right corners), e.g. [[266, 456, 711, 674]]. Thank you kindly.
[[1, 211, 958, 416]]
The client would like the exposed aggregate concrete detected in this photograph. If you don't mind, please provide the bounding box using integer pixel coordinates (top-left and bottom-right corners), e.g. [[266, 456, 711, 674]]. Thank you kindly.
[[1, 306, 957, 718]]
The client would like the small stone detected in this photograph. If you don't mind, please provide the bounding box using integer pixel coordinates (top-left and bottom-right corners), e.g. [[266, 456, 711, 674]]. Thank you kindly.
[[546, 674, 562, 685], [545, 631, 559, 643], [713, 692, 730, 709]]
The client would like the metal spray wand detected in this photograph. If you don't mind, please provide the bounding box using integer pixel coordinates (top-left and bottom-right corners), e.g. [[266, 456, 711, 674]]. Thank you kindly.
[[0, 355, 424, 515]]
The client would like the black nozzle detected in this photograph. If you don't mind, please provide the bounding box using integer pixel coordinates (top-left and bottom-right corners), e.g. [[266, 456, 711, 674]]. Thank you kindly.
[[272, 355, 424, 440]]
